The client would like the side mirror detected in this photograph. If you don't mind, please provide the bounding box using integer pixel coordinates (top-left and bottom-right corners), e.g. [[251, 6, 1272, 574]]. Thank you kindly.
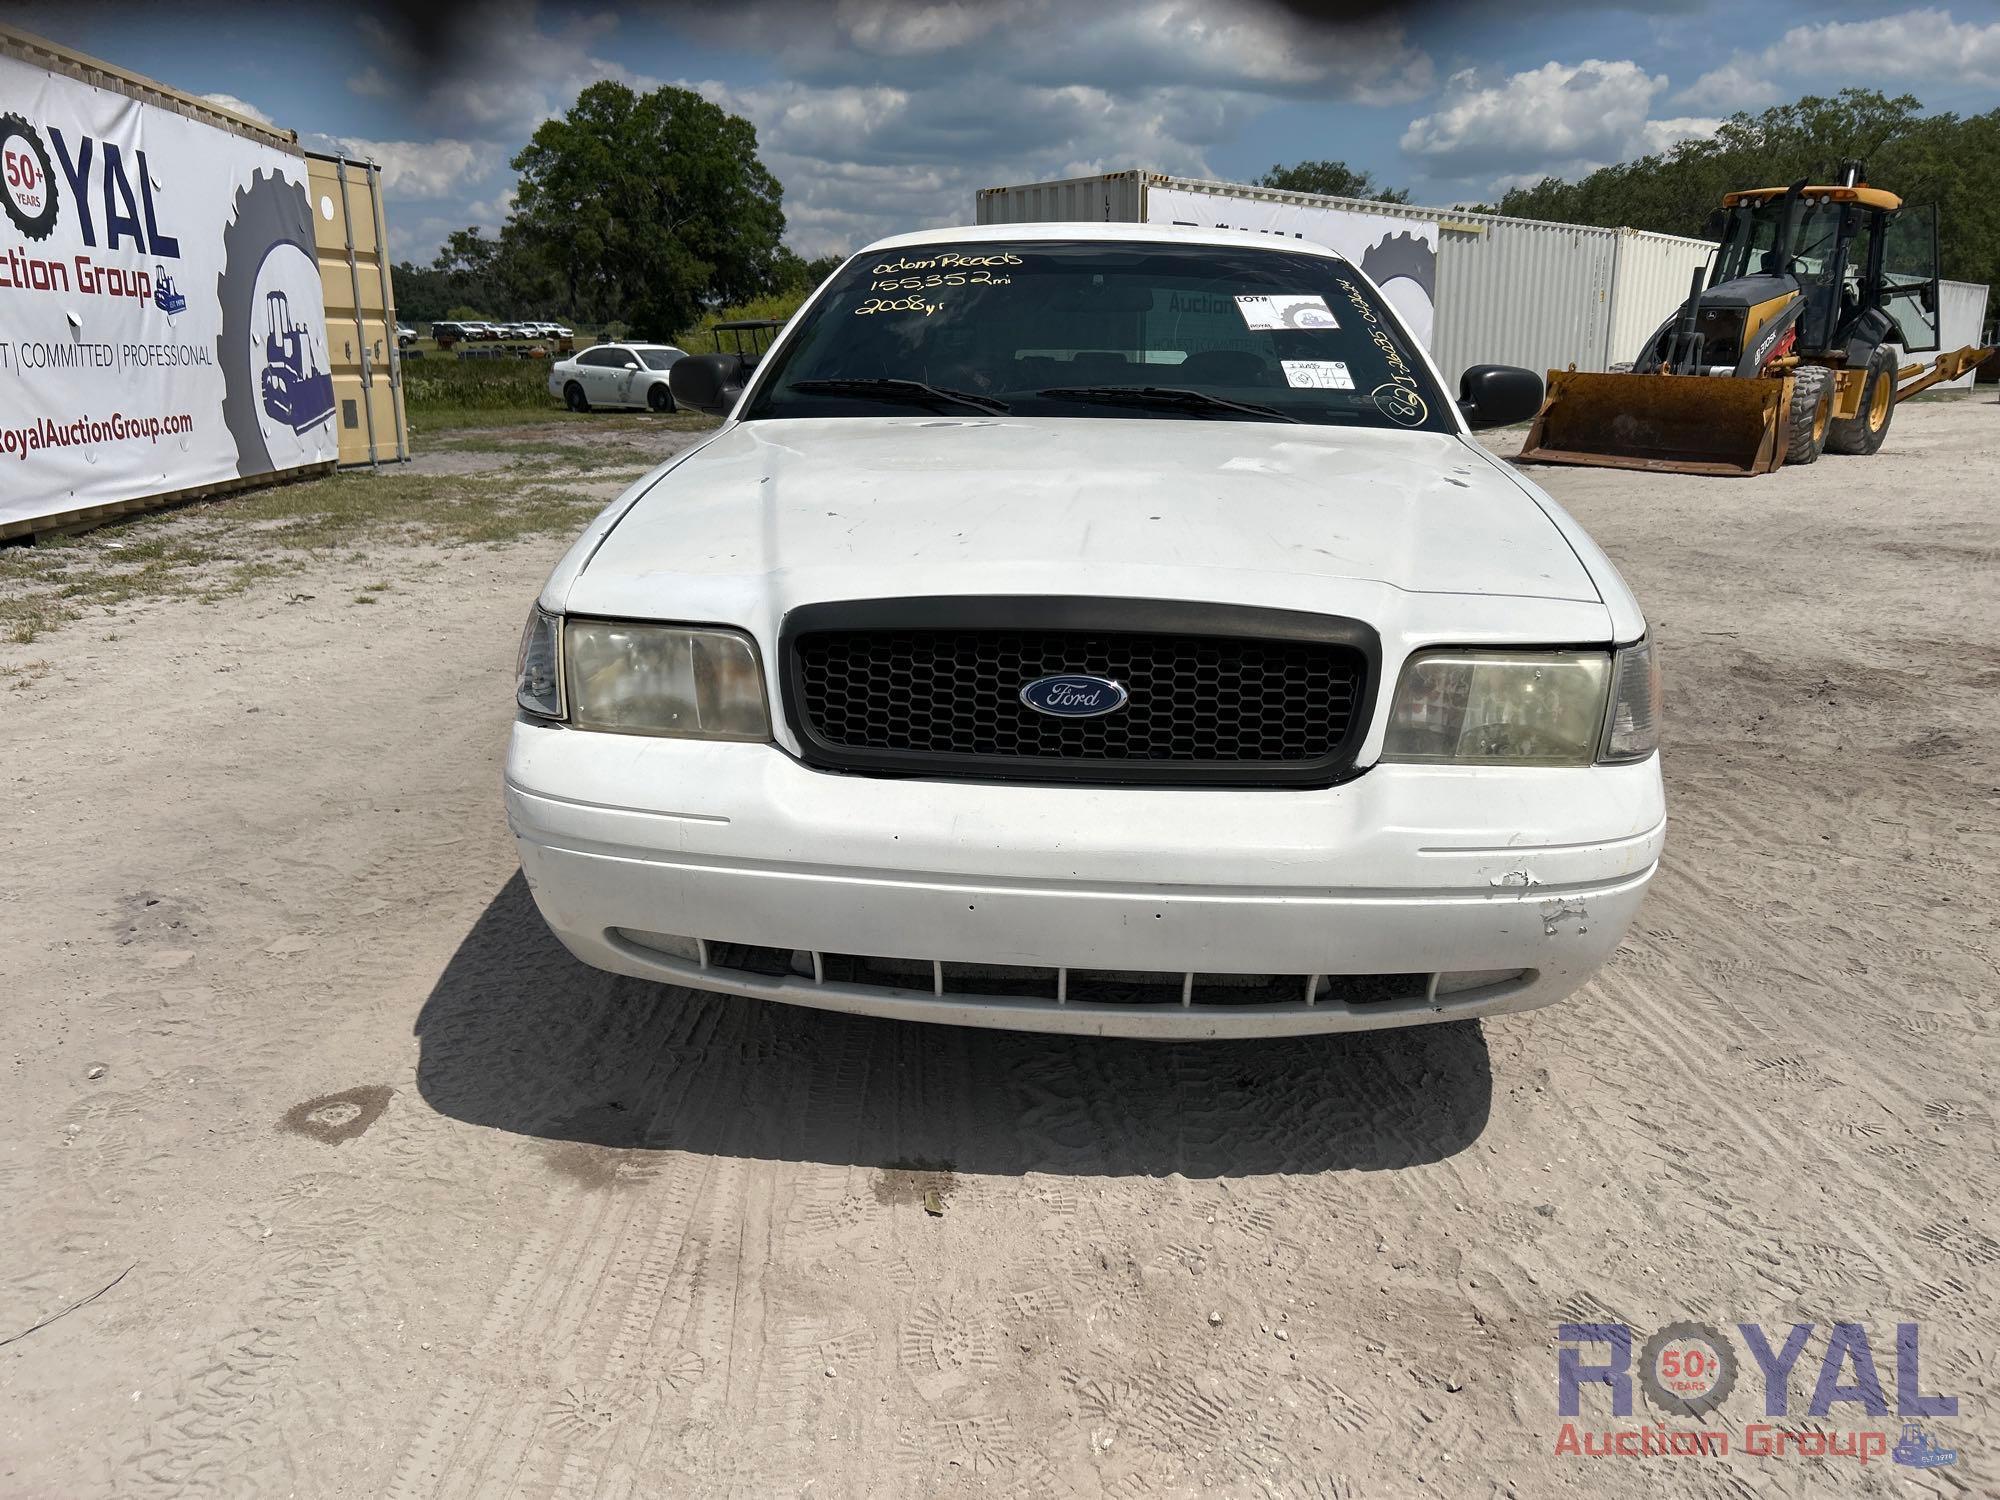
[[1920, 283, 1937, 314], [669, 352, 748, 415], [1457, 364, 1544, 429], [1703, 207, 1727, 239], [624, 360, 642, 371]]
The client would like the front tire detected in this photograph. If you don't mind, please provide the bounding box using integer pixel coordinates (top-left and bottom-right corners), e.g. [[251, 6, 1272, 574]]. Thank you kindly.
[[564, 381, 590, 413], [1825, 345, 1897, 455], [647, 383, 675, 414], [1784, 366, 1831, 466]]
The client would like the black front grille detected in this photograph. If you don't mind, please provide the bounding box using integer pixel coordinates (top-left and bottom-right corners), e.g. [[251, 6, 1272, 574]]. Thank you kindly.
[[781, 598, 1377, 787]]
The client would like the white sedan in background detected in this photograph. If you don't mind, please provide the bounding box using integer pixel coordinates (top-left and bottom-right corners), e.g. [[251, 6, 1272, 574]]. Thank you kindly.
[[548, 343, 687, 413]]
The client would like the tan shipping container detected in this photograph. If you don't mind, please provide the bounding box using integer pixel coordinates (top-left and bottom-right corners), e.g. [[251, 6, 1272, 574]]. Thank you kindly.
[[307, 153, 410, 467]]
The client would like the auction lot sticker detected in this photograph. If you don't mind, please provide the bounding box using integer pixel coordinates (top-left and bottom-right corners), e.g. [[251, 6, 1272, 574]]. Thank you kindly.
[[1236, 293, 1337, 330], [1281, 360, 1355, 390]]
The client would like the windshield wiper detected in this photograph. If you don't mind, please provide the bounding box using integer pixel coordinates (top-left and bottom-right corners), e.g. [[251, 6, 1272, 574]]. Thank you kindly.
[[1037, 385, 1299, 423], [790, 377, 1010, 415]]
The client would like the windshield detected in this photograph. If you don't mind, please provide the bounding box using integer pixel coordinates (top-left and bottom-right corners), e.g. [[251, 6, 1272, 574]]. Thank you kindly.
[[1716, 197, 1846, 285], [744, 239, 1452, 433], [636, 348, 681, 370]]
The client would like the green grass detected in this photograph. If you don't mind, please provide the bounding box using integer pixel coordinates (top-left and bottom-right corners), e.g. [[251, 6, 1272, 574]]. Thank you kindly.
[[671, 292, 809, 355], [400, 349, 732, 434], [0, 350, 723, 647], [428, 424, 711, 465], [403, 355, 562, 430], [0, 466, 622, 644]]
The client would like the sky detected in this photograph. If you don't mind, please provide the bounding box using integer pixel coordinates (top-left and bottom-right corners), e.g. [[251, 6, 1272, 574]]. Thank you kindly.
[[12, 1, 2000, 264]]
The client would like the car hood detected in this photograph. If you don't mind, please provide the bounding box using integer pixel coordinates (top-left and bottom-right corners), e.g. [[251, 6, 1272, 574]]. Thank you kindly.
[[562, 416, 1603, 623]]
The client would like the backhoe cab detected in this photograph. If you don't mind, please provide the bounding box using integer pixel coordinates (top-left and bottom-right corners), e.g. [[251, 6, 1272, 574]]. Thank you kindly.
[[1520, 162, 1988, 475]]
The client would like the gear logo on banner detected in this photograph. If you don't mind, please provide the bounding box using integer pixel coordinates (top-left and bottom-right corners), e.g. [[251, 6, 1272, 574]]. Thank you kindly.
[[0, 111, 60, 242], [1360, 231, 1437, 304], [217, 169, 335, 477]]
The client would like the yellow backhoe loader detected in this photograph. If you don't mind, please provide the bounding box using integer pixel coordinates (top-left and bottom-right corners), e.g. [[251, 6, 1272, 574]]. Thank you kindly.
[[1519, 162, 1993, 475]]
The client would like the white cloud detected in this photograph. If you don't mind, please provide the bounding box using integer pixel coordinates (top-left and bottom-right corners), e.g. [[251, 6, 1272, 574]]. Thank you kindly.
[[393, 2, 662, 136], [1403, 60, 1665, 175], [831, 0, 1005, 57], [463, 184, 519, 234], [1637, 115, 1721, 153], [327, 138, 503, 199], [1682, 8, 2000, 110], [200, 92, 273, 125], [689, 0, 1431, 103], [1762, 7, 2000, 85], [696, 70, 1264, 257], [1672, 59, 1779, 113], [1400, 59, 1717, 193], [363, 0, 1435, 260]]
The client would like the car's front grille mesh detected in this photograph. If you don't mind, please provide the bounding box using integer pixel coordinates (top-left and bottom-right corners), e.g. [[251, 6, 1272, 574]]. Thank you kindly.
[[792, 629, 1362, 766]]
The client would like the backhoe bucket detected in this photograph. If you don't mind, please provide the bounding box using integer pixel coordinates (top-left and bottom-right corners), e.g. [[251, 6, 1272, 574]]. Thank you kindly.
[[1516, 370, 1791, 477]]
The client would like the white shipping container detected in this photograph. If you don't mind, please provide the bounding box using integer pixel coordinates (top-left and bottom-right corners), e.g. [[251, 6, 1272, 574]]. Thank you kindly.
[[979, 172, 1688, 385], [1606, 229, 1716, 366], [977, 172, 1983, 391], [1428, 217, 1616, 387], [1896, 280, 1990, 392]]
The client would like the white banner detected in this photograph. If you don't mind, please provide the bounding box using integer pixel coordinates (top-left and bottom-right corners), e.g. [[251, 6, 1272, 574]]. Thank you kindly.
[[0, 54, 334, 530], [1144, 186, 1439, 348]]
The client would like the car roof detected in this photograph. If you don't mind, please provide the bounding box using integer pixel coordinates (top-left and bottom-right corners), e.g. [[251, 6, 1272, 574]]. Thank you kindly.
[[857, 220, 1355, 260]]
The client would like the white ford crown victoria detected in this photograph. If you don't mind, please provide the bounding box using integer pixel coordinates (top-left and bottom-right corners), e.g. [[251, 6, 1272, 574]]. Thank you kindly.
[[505, 223, 1664, 1038]]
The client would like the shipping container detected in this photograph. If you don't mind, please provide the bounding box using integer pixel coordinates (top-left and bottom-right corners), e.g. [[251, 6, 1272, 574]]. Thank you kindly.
[[1429, 217, 1615, 387], [308, 153, 410, 466], [1606, 228, 1716, 366], [978, 172, 1725, 387], [1903, 280, 1991, 392], [2, 26, 298, 152]]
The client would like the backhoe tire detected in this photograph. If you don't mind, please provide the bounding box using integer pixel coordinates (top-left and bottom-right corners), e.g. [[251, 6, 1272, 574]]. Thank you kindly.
[[1825, 345, 1897, 455], [1784, 366, 1832, 466]]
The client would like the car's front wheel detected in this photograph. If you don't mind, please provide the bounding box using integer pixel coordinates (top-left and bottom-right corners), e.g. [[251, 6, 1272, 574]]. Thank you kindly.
[[564, 381, 590, 413], [647, 383, 675, 414]]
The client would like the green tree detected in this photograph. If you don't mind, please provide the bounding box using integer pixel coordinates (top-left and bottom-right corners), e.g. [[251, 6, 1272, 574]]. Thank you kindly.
[[509, 80, 786, 337], [395, 227, 533, 322], [1492, 90, 1999, 287], [767, 246, 847, 295], [1257, 159, 1410, 204]]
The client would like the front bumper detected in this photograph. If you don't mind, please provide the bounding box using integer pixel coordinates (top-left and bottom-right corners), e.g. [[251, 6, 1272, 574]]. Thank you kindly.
[[504, 721, 1665, 1038]]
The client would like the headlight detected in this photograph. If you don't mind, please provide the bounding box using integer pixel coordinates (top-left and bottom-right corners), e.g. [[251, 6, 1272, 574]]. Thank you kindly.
[[1382, 641, 1661, 766], [565, 619, 771, 740], [516, 605, 563, 718]]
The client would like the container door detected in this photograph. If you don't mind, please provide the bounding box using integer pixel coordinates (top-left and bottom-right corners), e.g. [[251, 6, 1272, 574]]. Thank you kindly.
[[309, 155, 410, 464]]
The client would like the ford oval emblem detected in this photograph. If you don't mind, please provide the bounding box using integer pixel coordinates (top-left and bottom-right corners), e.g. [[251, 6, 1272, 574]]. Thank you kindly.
[[1019, 674, 1128, 718]]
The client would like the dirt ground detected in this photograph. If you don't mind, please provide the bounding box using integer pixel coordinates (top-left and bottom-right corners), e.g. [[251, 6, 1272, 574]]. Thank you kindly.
[[2, 397, 1995, 1499]]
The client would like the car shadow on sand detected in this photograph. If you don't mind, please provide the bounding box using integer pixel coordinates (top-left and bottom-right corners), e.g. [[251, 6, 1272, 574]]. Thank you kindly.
[[414, 872, 1492, 1178]]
